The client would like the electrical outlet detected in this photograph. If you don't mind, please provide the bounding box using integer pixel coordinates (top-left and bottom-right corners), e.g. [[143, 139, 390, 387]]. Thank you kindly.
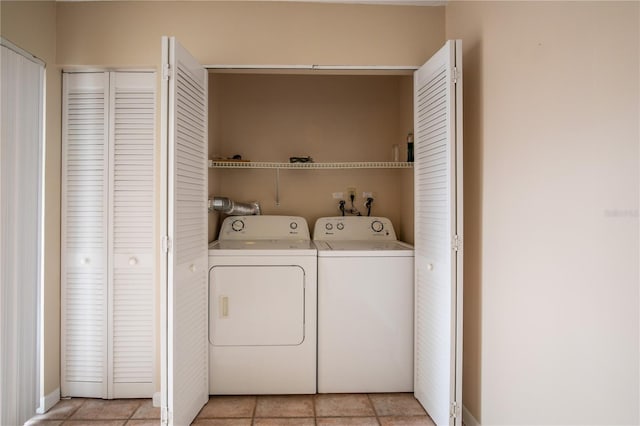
[[347, 187, 356, 200], [332, 192, 344, 199], [362, 191, 374, 199]]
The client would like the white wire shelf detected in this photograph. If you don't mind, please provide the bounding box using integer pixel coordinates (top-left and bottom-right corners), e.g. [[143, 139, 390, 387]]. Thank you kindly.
[[209, 161, 414, 169]]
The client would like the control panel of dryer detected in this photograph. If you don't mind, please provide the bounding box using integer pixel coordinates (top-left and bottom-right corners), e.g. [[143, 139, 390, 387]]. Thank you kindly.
[[313, 217, 397, 240], [218, 215, 310, 240]]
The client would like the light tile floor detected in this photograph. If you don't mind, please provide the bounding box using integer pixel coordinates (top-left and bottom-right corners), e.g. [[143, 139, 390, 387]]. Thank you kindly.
[[27, 393, 435, 426]]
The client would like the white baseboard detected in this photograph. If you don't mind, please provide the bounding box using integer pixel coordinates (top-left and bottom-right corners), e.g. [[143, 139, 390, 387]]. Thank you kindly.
[[36, 387, 60, 414], [463, 404, 480, 426], [152, 391, 161, 407]]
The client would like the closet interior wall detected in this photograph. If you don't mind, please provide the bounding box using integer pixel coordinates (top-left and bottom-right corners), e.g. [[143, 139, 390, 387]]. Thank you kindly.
[[208, 72, 415, 242]]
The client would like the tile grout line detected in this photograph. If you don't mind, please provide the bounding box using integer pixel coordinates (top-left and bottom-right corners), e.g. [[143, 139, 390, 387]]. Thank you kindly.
[[126, 399, 145, 423], [69, 398, 84, 419], [366, 393, 382, 426], [252, 395, 258, 425], [59, 397, 85, 424]]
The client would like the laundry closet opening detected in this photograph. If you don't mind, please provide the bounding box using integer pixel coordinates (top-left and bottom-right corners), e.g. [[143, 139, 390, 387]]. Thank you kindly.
[[206, 69, 416, 243]]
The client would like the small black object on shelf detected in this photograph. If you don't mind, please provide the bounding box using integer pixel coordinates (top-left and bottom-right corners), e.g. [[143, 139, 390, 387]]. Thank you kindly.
[[289, 156, 313, 163]]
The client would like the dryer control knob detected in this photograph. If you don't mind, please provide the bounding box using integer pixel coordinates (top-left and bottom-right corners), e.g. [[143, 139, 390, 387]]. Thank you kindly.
[[371, 220, 384, 232], [336, 222, 344, 230], [325, 223, 333, 231], [290, 222, 298, 230], [231, 220, 245, 232]]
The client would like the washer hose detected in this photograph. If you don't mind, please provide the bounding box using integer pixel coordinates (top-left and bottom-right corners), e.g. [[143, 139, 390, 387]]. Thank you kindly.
[[365, 197, 374, 216]]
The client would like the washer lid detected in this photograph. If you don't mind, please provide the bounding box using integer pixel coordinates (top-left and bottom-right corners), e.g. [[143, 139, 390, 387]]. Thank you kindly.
[[315, 240, 414, 257]]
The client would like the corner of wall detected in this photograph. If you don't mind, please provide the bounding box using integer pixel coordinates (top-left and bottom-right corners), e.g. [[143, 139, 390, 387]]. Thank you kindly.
[[37, 387, 60, 414], [443, 1, 483, 424], [463, 404, 480, 426]]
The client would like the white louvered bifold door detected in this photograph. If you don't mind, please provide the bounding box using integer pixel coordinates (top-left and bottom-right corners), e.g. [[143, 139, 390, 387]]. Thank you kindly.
[[61, 72, 110, 398], [413, 40, 463, 426], [108, 72, 156, 398], [161, 36, 209, 426]]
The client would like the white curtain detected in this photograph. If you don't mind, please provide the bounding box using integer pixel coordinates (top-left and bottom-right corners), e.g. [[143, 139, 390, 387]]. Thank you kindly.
[[0, 40, 44, 426]]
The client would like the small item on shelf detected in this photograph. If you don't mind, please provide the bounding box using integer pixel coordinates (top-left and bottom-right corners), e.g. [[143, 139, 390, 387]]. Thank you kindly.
[[289, 156, 314, 163], [212, 154, 251, 163], [392, 144, 400, 162], [407, 132, 414, 162]]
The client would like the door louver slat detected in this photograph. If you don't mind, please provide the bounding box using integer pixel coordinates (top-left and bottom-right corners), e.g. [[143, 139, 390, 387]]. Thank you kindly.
[[174, 63, 207, 266]]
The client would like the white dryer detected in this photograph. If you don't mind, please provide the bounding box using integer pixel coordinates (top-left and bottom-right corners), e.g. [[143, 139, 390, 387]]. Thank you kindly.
[[208, 215, 317, 394], [313, 216, 414, 393]]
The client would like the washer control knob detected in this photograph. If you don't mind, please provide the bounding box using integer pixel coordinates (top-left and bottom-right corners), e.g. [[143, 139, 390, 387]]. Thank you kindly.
[[290, 222, 298, 230], [336, 222, 344, 230], [231, 220, 245, 232], [325, 223, 333, 231], [371, 220, 384, 233]]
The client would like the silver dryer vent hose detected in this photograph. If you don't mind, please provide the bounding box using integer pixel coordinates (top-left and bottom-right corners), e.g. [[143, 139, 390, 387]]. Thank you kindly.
[[209, 196, 261, 216]]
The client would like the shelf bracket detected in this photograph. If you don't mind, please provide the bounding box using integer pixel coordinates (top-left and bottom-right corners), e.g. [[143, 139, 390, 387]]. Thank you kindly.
[[275, 168, 280, 206]]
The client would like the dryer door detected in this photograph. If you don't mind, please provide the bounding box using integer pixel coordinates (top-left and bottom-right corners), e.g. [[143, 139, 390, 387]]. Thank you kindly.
[[210, 265, 305, 346]]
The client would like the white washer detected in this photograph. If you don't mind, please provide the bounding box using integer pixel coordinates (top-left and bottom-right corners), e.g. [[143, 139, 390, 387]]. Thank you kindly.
[[208, 215, 317, 394], [313, 216, 414, 393]]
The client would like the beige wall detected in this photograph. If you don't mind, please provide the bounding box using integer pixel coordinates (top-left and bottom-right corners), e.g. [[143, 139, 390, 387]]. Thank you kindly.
[[1, 1, 61, 399], [446, 1, 639, 424], [209, 73, 414, 241], [56, 1, 444, 67]]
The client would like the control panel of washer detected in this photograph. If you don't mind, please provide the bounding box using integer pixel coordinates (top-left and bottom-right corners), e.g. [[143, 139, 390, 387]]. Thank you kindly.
[[218, 215, 310, 240], [313, 217, 397, 240]]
